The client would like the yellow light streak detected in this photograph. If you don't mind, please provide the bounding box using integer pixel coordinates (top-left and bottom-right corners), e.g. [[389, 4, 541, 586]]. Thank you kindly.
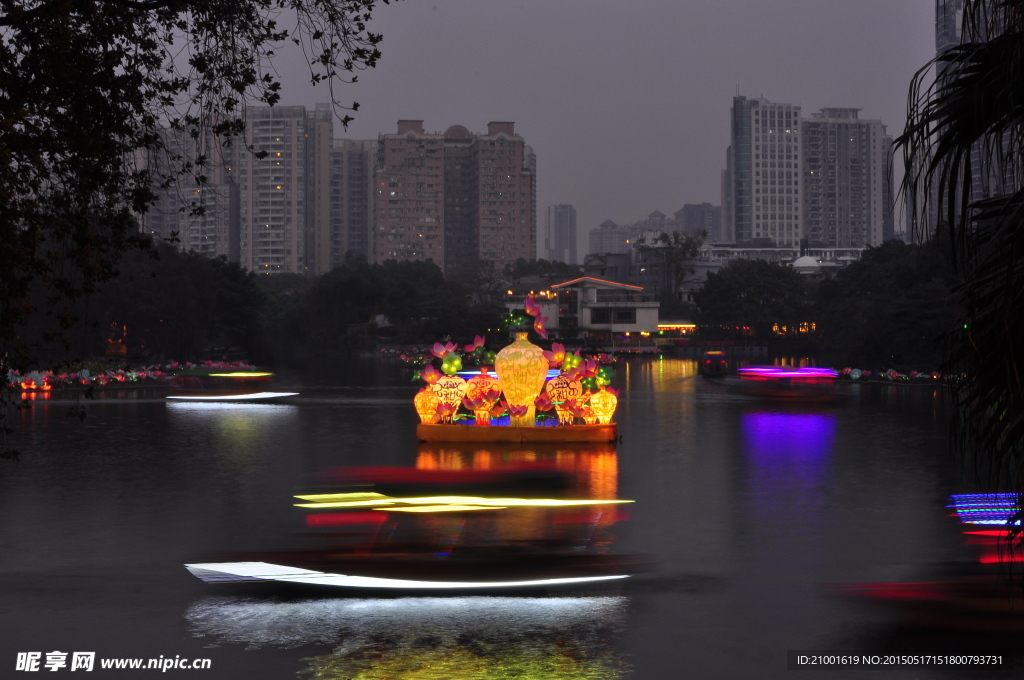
[[208, 372, 274, 378], [296, 492, 390, 503], [375, 505, 505, 513], [294, 493, 634, 509]]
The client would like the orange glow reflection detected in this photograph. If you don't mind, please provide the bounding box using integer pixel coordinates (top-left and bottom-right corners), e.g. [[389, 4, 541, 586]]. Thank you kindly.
[[416, 443, 621, 551]]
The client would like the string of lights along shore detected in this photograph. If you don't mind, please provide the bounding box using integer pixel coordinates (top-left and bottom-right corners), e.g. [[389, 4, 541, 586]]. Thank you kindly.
[[144, 97, 896, 277]]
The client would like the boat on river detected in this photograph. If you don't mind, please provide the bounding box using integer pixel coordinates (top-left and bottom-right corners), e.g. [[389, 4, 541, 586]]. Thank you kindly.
[[186, 464, 642, 593], [165, 369, 297, 402], [732, 366, 846, 403]]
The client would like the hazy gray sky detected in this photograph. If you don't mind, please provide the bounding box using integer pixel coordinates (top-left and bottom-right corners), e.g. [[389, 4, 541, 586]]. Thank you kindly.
[[276, 0, 936, 252]]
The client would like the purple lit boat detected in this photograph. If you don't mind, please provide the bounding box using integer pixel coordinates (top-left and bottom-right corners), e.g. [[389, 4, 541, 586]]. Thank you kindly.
[[733, 366, 846, 403]]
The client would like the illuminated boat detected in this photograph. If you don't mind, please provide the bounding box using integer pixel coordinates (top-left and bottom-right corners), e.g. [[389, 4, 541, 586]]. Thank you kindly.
[[166, 369, 298, 402], [700, 351, 728, 377], [186, 464, 643, 592], [166, 391, 299, 402], [733, 366, 845, 402], [185, 553, 637, 592]]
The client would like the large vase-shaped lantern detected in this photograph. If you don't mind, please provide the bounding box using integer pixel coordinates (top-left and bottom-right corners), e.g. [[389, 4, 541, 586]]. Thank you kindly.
[[589, 387, 618, 424], [495, 332, 549, 427]]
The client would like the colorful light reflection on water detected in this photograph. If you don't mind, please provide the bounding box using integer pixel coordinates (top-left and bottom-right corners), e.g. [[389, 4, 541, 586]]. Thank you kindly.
[[741, 411, 838, 558]]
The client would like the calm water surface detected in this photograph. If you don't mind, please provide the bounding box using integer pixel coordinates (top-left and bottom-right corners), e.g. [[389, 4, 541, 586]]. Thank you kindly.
[[0, 358, 1014, 678]]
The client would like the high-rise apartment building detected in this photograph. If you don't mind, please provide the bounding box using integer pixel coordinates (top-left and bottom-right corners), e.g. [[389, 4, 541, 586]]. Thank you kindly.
[[143, 126, 239, 260], [543, 204, 578, 263], [588, 220, 642, 255], [802, 108, 894, 247], [723, 96, 802, 245], [147, 104, 379, 276], [231, 105, 335, 275], [330, 138, 376, 265], [373, 120, 536, 279], [723, 96, 895, 249], [678, 203, 722, 241]]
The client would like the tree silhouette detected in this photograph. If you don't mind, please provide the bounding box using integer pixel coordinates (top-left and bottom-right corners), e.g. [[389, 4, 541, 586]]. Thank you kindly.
[[0, 0, 394, 365], [898, 1, 1024, 524]]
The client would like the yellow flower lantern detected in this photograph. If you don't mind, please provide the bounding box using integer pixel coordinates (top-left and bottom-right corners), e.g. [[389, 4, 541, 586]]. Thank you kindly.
[[414, 388, 441, 423], [588, 387, 618, 424], [495, 332, 548, 427], [545, 374, 584, 425]]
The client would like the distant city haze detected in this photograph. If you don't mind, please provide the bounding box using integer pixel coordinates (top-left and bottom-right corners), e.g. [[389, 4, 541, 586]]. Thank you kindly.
[[263, 0, 934, 260]]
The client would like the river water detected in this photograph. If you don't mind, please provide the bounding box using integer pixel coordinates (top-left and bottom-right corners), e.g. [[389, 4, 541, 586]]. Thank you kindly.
[[0, 357, 1017, 679]]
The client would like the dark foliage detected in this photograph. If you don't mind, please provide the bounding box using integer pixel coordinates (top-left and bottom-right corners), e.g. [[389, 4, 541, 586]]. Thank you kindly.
[[265, 259, 502, 367], [18, 242, 267, 364], [815, 241, 958, 370], [692, 259, 811, 341], [897, 1, 1024, 512]]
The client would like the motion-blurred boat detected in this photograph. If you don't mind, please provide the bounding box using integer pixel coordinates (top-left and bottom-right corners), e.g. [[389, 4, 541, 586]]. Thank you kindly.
[[166, 369, 297, 402], [732, 366, 845, 403], [186, 464, 644, 593], [700, 350, 728, 377]]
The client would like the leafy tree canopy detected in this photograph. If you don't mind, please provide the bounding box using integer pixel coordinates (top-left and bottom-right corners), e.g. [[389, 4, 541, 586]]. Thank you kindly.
[[898, 0, 1024, 501], [815, 240, 957, 369], [0, 0, 394, 365], [692, 258, 809, 340]]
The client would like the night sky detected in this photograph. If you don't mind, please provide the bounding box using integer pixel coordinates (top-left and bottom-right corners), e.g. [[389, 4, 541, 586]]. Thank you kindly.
[[272, 0, 936, 253]]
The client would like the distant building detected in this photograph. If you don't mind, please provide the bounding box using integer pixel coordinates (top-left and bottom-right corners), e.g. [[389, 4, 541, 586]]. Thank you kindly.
[[802, 108, 894, 247], [724, 95, 802, 242], [723, 96, 803, 246], [143, 126, 239, 262], [678, 203, 721, 241], [505, 277, 660, 342], [722, 96, 898, 249], [231, 105, 335, 275], [146, 104, 378, 276], [587, 220, 637, 256], [330, 138, 376, 265], [543, 204, 577, 263], [586, 206, 719, 258], [372, 120, 536, 279]]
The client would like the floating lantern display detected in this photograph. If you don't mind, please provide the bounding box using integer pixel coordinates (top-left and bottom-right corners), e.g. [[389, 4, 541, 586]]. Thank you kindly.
[[412, 301, 619, 442]]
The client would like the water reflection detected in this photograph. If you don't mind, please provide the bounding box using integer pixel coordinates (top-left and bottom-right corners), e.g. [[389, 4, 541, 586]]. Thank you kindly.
[[415, 444, 624, 551], [741, 411, 837, 558], [186, 595, 630, 679], [166, 402, 298, 459]]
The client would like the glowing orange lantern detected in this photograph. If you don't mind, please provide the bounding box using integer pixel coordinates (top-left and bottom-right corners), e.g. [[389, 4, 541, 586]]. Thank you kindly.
[[495, 332, 548, 427], [588, 387, 618, 424], [414, 388, 441, 424]]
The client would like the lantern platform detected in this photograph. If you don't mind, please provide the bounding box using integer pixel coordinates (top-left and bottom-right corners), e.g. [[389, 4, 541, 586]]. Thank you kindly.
[[416, 423, 617, 443]]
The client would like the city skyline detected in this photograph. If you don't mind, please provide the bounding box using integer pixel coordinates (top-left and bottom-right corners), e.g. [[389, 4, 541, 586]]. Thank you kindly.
[[256, 0, 935, 257]]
